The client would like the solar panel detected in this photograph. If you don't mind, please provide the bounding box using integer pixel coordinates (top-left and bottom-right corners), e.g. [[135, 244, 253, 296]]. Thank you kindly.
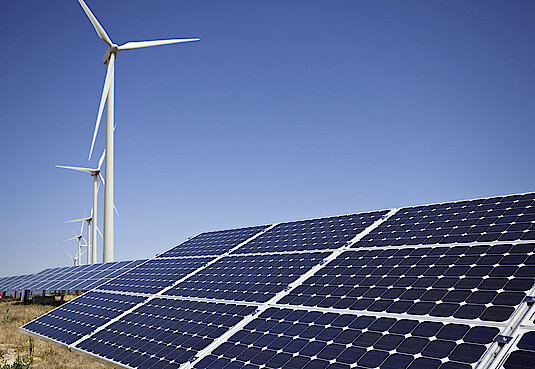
[[357, 193, 535, 248], [502, 330, 535, 369], [279, 243, 535, 322], [22, 291, 145, 345], [0, 274, 31, 291], [0, 259, 147, 292], [97, 257, 212, 294], [157, 225, 269, 258], [19, 192, 535, 369], [194, 307, 500, 369], [164, 252, 329, 302], [76, 299, 257, 369], [233, 211, 387, 254]]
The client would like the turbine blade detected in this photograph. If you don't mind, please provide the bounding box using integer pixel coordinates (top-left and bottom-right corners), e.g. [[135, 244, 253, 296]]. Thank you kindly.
[[89, 56, 114, 160], [97, 226, 103, 239], [66, 236, 78, 241], [56, 165, 95, 173], [118, 38, 199, 51], [114, 204, 119, 216], [77, 0, 113, 46], [80, 220, 84, 234], [99, 173, 106, 186], [65, 218, 86, 223], [98, 149, 106, 170]]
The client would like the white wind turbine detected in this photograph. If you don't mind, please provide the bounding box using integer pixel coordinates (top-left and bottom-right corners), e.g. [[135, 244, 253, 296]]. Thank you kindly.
[[57, 151, 105, 264], [77, 0, 199, 263], [66, 216, 92, 265], [67, 252, 79, 266], [66, 221, 87, 266]]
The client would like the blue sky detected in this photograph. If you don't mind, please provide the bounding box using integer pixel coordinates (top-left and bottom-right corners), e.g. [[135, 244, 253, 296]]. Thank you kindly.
[[1, 1, 534, 277]]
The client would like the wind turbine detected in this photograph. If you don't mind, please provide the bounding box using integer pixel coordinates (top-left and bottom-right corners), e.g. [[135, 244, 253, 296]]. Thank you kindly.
[[66, 221, 87, 265], [66, 216, 92, 265], [77, 0, 199, 263], [57, 150, 105, 264], [67, 253, 79, 266]]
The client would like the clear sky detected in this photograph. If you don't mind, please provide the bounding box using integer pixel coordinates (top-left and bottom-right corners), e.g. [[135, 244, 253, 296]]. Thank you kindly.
[[1, 1, 534, 277]]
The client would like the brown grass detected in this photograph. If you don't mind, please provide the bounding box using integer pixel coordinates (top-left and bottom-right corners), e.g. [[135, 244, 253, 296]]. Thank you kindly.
[[0, 301, 111, 369]]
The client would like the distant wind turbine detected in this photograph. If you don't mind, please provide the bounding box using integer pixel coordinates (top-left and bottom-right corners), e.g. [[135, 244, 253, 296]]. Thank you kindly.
[[66, 221, 86, 266], [67, 253, 79, 266], [77, 0, 199, 262], [66, 216, 92, 265], [57, 150, 105, 264]]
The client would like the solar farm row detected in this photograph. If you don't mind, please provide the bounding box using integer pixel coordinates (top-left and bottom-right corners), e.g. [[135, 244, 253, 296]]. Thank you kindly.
[[0, 259, 146, 292], [20, 192, 535, 369]]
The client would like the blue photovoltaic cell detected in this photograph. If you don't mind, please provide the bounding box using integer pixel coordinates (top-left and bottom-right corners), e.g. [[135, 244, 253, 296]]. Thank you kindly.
[[164, 252, 329, 303], [357, 193, 535, 248], [76, 299, 256, 369], [21, 291, 144, 345], [97, 257, 213, 294], [195, 307, 499, 369], [503, 350, 535, 369], [157, 225, 268, 258], [503, 331, 535, 369], [233, 211, 388, 254], [280, 243, 535, 322]]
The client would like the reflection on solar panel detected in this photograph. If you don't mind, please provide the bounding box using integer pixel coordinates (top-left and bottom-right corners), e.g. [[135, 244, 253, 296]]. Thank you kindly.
[[158, 225, 269, 258], [0, 259, 147, 292], [20, 193, 535, 369], [234, 212, 387, 254]]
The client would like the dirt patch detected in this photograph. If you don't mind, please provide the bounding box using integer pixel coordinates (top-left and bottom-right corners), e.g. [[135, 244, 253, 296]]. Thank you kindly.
[[0, 343, 17, 365]]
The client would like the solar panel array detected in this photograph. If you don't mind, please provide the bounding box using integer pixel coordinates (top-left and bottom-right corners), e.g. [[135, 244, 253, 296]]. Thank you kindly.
[[20, 193, 535, 369], [0, 274, 32, 291], [0, 259, 146, 292]]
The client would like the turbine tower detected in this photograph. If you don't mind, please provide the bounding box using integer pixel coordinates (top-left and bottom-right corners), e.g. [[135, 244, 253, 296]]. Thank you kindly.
[[57, 150, 105, 264], [77, 0, 199, 263]]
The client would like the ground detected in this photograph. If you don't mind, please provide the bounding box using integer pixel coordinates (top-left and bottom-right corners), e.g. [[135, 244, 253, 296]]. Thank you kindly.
[[0, 301, 110, 369]]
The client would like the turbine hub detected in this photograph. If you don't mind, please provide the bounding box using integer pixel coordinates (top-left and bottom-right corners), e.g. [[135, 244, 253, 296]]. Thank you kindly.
[[102, 44, 119, 64]]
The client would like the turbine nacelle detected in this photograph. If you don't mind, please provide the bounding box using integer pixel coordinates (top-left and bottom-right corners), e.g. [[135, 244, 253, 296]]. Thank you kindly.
[[103, 44, 119, 64]]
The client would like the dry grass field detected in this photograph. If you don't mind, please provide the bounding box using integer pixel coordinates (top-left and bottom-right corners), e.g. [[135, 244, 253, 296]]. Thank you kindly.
[[0, 301, 110, 369]]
